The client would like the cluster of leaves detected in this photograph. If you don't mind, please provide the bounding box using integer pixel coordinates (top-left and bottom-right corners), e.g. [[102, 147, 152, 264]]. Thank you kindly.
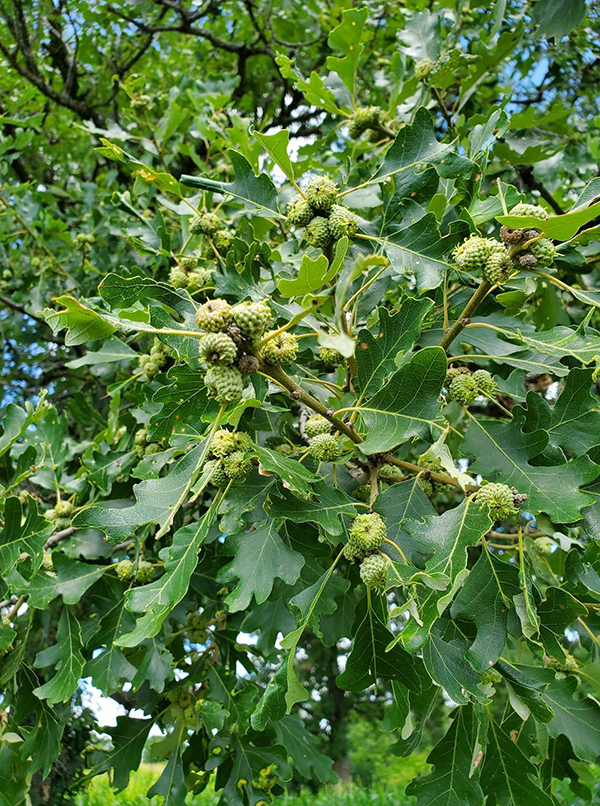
[[2, 1, 600, 805]]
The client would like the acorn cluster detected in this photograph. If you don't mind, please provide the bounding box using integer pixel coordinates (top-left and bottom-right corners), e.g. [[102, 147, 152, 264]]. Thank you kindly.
[[500, 202, 556, 269], [138, 338, 171, 380], [189, 211, 233, 260], [115, 558, 155, 584], [303, 415, 340, 462], [194, 298, 273, 405], [287, 176, 358, 249], [476, 482, 524, 521], [343, 513, 388, 590], [348, 106, 387, 141], [204, 429, 254, 487], [166, 686, 200, 728], [445, 366, 496, 407], [319, 345, 345, 368], [416, 456, 450, 498], [44, 499, 74, 530], [453, 235, 513, 284], [186, 612, 209, 643], [169, 258, 214, 292], [415, 48, 476, 89], [132, 427, 161, 458]]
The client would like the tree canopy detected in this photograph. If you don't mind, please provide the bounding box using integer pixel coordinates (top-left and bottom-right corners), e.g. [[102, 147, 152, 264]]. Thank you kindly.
[[1, 1, 600, 804]]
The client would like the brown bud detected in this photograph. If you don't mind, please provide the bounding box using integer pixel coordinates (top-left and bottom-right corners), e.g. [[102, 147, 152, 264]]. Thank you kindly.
[[238, 354, 259, 376], [500, 226, 523, 244], [518, 252, 538, 268], [290, 390, 301, 400], [226, 323, 242, 345], [523, 229, 542, 241]]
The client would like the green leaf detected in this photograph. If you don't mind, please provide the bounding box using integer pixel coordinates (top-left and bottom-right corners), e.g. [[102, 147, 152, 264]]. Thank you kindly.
[[253, 445, 319, 497], [481, 716, 554, 805], [422, 630, 490, 705], [253, 129, 296, 185], [33, 607, 85, 704], [43, 295, 117, 346], [374, 478, 436, 562], [116, 504, 218, 647], [275, 55, 345, 115], [278, 238, 348, 297], [241, 599, 296, 658], [371, 108, 475, 185], [406, 706, 485, 806], [496, 660, 555, 722], [524, 367, 600, 454], [86, 716, 153, 791], [537, 587, 587, 661], [355, 300, 433, 401], [26, 554, 109, 609], [265, 481, 358, 537], [497, 201, 600, 241], [180, 150, 280, 216], [326, 7, 368, 96], [336, 598, 424, 693], [531, 0, 587, 41], [273, 715, 337, 784], [147, 744, 186, 805], [397, 9, 441, 61], [461, 408, 600, 523], [74, 444, 206, 543], [131, 639, 174, 694], [65, 337, 137, 368], [450, 551, 520, 672], [401, 499, 492, 652], [289, 570, 350, 638], [0, 498, 53, 581], [218, 520, 305, 612], [149, 364, 218, 441], [358, 347, 447, 454], [381, 681, 411, 734]]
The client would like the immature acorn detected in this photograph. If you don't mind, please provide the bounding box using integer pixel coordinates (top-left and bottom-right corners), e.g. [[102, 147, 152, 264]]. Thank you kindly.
[[528, 238, 556, 268], [287, 194, 314, 227], [329, 204, 358, 239], [210, 429, 252, 458], [453, 235, 504, 273], [472, 369, 496, 397], [196, 299, 232, 332], [116, 559, 134, 581], [136, 560, 155, 584], [305, 217, 332, 249], [222, 450, 253, 481], [319, 346, 345, 367], [305, 415, 331, 438], [448, 373, 479, 405], [348, 106, 384, 139], [346, 513, 387, 559], [190, 211, 221, 236], [259, 331, 299, 366], [205, 459, 229, 487], [359, 553, 388, 589], [204, 366, 244, 405], [231, 301, 272, 339], [309, 433, 340, 462], [306, 176, 338, 212], [199, 332, 238, 366], [509, 202, 549, 221], [483, 250, 512, 285], [477, 482, 517, 520]]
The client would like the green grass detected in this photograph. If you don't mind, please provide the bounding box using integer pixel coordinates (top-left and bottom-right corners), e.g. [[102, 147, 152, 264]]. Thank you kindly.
[[73, 765, 413, 805]]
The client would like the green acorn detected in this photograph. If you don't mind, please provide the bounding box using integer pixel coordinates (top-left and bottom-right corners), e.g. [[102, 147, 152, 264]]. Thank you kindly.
[[453, 236, 504, 273], [287, 194, 314, 227], [417, 476, 434, 497], [305, 217, 332, 249], [329, 204, 358, 239], [205, 459, 229, 487], [445, 366, 471, 386], [136, 560, 155, 584], [528, 238, 556, 268], [259, 331, 299, 365], [477, 483, 517, 520], [348, 513, 387, 556], [348, 106, 384, 138], [213, 229, 233, 252], [509, 202, 549, 220], [190, 212, 221, 236], [195, 299, 232, 332], [210, 429, 252, 458], [116, 559, 134, 581], [414, 57, 434, 81], [305, 415, 331, 438], [448, 373, 479, 406], [181, 257, 198, 271], [145, 443, 161, 456], [55, 500, 73, 517], [319, 346, 345, 367], [275, 443, 293, 457], [169, 265, 189, 288], [199, 332, 238, 366], [534, 536, 555, 556], [222, 450, 252, 480], [45, 508, 57, 522], [353, 484, 371, 503], [359, 553, 388, 590], [309, 433, 340, 462], [187, 267, 214, 290], [472, 369, 496, 397], [231, 301, 272, 339], [204, 366, 244, 405], [306, 176, 338, 211], [483, 250, 512, 285]]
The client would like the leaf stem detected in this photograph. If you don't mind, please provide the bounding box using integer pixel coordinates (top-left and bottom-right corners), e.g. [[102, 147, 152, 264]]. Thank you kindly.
[[383, 537, 408, 564], [439, 279, 493, 352]]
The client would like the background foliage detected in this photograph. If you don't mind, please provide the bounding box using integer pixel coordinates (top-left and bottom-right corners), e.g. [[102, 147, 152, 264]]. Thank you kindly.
[[1, 0, 600, 804]]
